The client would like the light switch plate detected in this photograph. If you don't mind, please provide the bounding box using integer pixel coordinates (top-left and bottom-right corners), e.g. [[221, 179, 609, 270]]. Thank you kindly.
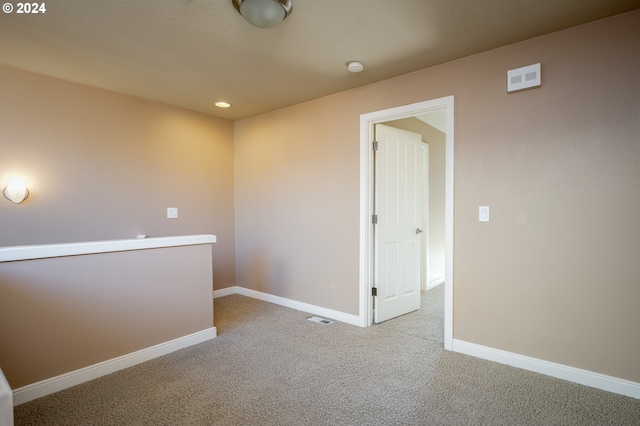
[[479, 206, 490, 222], [167, 207, 178, 219]]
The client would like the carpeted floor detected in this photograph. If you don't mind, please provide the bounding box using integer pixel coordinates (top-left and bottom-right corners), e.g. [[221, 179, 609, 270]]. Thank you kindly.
[[13, 285, 640, 425]]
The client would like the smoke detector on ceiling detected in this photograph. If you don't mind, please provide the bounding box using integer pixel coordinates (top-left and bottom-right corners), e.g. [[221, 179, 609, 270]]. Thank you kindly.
[[347, 61, 364, 73]]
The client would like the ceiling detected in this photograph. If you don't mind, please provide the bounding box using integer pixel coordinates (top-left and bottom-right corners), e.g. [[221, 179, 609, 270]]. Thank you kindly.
[[417, 111, 446, 134], [1, 0, 639, 121]]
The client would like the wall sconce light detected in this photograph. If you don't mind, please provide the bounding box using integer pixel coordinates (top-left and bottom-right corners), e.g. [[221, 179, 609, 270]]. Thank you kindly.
[[3, 178, 29, 204]]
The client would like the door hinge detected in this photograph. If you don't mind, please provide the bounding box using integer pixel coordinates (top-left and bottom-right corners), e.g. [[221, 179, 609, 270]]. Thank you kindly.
[[372, 141, 379, 151], [372, 287, 377, 297], [372, 214, 378, 224]]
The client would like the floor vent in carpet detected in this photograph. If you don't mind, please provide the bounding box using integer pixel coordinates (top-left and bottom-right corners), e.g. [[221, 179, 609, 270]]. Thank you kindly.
[[307, 316, 333, 325]]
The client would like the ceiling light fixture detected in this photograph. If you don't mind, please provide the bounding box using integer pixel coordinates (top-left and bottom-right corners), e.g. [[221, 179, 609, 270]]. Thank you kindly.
[[232, 0, 292, 29], [215, 101, 231, 108]]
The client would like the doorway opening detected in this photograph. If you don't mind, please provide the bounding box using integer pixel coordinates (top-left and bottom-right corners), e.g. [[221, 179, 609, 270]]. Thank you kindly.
[[358, 96, 454, 350]]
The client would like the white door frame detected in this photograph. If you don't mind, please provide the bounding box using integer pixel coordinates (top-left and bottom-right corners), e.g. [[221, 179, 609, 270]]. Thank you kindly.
[[358, 96, 454, 350]]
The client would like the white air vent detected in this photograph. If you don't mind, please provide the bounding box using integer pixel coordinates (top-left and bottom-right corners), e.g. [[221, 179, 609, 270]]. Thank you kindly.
[[307, 316, 333, 325], [507, 63, 541, 93]]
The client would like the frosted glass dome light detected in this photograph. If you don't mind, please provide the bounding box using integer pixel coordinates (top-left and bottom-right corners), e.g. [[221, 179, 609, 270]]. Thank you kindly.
[[232, 0, 292, 29]]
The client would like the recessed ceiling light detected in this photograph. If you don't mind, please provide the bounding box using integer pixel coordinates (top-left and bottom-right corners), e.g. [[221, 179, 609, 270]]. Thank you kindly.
[[215, 101, 231, 108], [347, 61, 364, 73]]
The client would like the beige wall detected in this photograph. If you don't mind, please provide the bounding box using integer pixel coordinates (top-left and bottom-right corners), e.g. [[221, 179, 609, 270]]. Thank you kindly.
[[0, 65, 236, 289], [235, 10, 640, 382], [234, 100, 362, 314], [0, 244, 214, 388], [384, 118, 447, 286]]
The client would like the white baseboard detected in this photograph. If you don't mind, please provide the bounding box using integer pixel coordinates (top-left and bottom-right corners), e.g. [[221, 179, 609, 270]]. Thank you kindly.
[[452, 339, 640, 400], [214, 286, 362, 327], [427, 276, 445, 291], [13, 327, 217, 406], [213, 286, 236, 298]]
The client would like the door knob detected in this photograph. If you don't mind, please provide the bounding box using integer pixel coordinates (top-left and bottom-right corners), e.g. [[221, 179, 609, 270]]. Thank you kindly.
[[415, 228, 423, 234]]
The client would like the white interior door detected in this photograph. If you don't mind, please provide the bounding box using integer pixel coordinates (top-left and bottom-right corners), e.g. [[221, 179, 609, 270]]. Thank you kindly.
[[374, 124, 424, 323]]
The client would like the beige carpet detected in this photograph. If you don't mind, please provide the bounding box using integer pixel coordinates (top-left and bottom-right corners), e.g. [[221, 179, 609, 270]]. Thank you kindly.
[[14, 285, 640, 425]]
